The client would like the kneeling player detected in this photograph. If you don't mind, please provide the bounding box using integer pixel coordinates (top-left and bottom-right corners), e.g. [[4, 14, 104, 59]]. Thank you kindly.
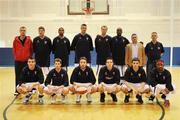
[[98, 57, 121, 103], [149, 60, 175, 107], [122, 58, 150, 104], [44, 58, 69, 104], [69, 57, 97, 103], [16, 57, 44, 104]]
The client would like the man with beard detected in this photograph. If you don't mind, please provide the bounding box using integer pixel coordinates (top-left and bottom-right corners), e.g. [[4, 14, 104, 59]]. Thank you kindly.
[[52, 27, 70, 70], [149, 60, 175, 107], [111, 27, 129, 79]]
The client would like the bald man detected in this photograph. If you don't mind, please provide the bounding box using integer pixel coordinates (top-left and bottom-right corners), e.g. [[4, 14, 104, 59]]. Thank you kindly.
[[111, 28, 129, 80], [52, 27, 70, 70]]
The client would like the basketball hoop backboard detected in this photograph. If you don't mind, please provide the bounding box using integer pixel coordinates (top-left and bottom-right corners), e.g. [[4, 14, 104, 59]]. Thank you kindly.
[[67, 0, 109, 15]]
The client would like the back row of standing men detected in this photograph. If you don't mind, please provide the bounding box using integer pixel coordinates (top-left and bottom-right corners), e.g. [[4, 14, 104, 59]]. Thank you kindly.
[[13, 24, 164, 87]]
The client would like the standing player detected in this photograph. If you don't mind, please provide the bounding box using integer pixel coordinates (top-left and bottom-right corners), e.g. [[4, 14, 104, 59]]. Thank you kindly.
[[33, 26, 52, 76], [98, 57, 121, 103], [125, 33, 146, 67], [16, 57, 44, 104], [69, 57, 97, 103], [111, 27, 129, 79], [13, 26, 33, 95], [52, 27, 70, 70], [122, 58, 150, 104], [95, 26, 112, 75], [70, 24, 93, 66], [44, 58, 69, 104], [145, 32, 164, 83], [149, 60, 174, 107]]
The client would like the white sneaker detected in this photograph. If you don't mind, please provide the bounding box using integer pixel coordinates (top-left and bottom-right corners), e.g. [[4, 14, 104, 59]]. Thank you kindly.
[[23, 97, 30, 104], [38, 95, 44, 104], [86, 94, 92, 103], [51, 94, 57, 104], [76, 95, 81, 103], [32, 90, 36, 94], [14, 92, 20, 96], [23, 93, 32, 104]]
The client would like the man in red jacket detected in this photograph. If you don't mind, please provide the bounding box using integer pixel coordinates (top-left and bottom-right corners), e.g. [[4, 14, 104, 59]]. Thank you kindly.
[[13, 26, 33, 95]]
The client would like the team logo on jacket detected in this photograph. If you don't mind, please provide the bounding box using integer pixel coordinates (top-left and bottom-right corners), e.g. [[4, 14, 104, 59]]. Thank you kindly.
[[78, 72, 81, 75], [37, 40, 40, 43], [57, 39, 59, 43], [131, 73, 133, 76], [158, 47, 160, 50], [53, 73, 56, 77], [86, 37, 89, 40], [113, 72, 115, 75], [163, 76, 166, 80], [34, 71, 37, 75], [156, 74, 158, 78], [122, 39, 125, 42], [61, 74, 64, 78], [106, 38, 108, 42], [44, 41, 47, 44], [105, 72, 107, 75], [64, 40, 66, 43], [138, 73, 141, 77], [86, 72, 88, 76]]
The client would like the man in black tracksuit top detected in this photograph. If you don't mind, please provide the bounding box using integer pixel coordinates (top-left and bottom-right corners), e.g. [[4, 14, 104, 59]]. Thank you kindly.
[[52, 27, 70, 69], [111, 28, 129, 79], [18, 65, 44, 86], [95, 26, 112, 75], [17, 57, 44, 104], [122, 58, 149, 104], [145, 32, 164, 83], [70, 57, 96, 103], [70, 24, 93, 64], [98, 57, 121, 102], [33, 26, 52, 76], [45, 68, 69, 86], [149, 60, 174, 107], [44, 58, 69, 103], [70, 66, 96, 85]]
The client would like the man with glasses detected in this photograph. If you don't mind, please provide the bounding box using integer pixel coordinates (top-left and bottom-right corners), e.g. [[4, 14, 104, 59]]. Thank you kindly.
[[13, 26, 33, 95]]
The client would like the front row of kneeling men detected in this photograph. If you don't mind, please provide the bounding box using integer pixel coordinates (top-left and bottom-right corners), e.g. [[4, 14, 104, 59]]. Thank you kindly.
[[17, 57, 175, 107]]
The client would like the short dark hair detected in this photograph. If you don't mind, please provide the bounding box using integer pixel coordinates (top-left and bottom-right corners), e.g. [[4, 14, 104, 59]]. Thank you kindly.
[[106, 57, 113, 62], [156, 59, 164, 65], [132, 57, 140, 63], [152, 32, 157, 34], [54, 58, 62, 64], [131, 33, 137, 37], [38, 26, 45, 31], [79, 57, 87, 62], [58, 27, 64, 31], [28, 57, 36, 62], [139, 41, 144, 45], [81, 24, 87, 27]]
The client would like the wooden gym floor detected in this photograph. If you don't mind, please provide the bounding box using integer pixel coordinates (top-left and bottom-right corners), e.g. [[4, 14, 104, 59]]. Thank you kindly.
[[0, 67, 180, 120]]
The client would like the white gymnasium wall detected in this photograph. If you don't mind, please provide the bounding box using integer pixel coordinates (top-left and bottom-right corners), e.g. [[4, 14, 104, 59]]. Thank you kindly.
[[0, 0, 179, 47]]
